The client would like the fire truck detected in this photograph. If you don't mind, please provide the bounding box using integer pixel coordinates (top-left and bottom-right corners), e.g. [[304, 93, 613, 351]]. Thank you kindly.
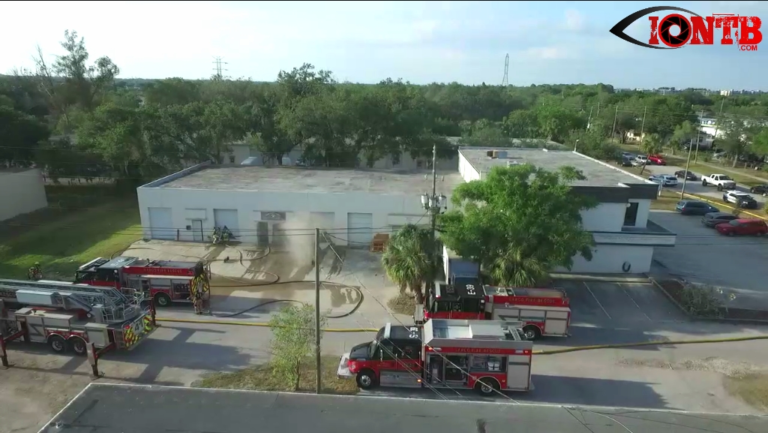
[[338, 319, 533, 395], [0, 278, 156, 356], [75, 256, 210, 307], [414, 282, 571, 341]]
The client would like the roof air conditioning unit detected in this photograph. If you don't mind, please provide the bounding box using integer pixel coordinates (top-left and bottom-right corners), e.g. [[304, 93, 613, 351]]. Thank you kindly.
[[496, 150, 508, 159], [486, 150, 495, 158]]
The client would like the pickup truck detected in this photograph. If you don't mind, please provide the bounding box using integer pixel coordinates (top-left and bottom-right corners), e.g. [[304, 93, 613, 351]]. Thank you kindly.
[[701, 174, 736, 190]]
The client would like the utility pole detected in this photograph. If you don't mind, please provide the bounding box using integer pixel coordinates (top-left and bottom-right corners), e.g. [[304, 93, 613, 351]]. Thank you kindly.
[[680, 139, 694, 198], [611, 105, 619, 141], [596, 102, 601, 116], [586, 107, 593, 131], [421, 144, 445, 300], [314, 228, 321, 394], [712, 99, 726, 143], [639, 106, 647, 137], [693, 110, 704, 162]]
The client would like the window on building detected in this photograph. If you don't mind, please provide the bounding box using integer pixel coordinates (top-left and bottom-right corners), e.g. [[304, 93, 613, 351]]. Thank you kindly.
[[470, 356, 507, 372], [624, 202, 639, 226], [229, 155, 236, 163]]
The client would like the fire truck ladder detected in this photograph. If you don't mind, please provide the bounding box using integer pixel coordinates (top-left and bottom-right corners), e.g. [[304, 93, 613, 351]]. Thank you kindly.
[[0, 279, 139, 324]]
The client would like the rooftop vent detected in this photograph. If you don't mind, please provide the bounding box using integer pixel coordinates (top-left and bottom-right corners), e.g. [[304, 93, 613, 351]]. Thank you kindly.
[[506, 160, 519, 167]]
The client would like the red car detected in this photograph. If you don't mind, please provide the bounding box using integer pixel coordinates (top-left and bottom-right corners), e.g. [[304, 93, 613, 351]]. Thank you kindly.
[[715, 218, 768, 236], [648, 154, 666, 165]]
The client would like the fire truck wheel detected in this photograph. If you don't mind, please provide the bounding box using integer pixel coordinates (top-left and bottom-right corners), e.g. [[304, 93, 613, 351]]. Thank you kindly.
[[49, 335, 68, 353], [475, 378, 500, 396], [522, 326, 541, 340], [69, 337, 87, 356], [356, 370, 377, 390], [154, 293, 172, 308]]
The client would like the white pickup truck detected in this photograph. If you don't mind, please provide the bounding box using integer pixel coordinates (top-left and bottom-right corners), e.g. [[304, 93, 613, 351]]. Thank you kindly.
[[701, 174, 737, 190]]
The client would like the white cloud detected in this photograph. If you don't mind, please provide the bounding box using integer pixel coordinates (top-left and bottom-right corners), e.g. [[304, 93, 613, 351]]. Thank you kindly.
[[521, 46, 577, 60]]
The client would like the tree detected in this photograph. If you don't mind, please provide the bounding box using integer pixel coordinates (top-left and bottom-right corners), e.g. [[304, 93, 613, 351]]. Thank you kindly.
[[381, 225, 433, 303], [671, 121, 697, 148], [439, 164, 597, 287], [269, 304, 325, 391], [503, 109, 539, 138], [0, 106, 50, 165], [751, 128, 768, 158], [641, 133, 662, 155], [719, 118, 749, 167]]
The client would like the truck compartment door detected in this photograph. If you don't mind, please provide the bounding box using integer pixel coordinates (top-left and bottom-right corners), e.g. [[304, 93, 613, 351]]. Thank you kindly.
[[543, 310, 570, 335], [505, 355, 531, 391]]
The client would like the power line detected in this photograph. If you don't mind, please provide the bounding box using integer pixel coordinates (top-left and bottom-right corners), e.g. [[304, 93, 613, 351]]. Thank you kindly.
[[212, 56, 228, 80]]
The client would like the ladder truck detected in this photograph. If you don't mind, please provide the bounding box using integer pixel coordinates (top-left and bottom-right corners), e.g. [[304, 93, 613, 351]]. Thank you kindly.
[[0, 278, 157, 370]]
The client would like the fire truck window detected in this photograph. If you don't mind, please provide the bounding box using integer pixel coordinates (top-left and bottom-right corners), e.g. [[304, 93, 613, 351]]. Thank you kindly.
[[470, 356, 507, 373], [451, 302, 461, 312], [96, 269, 118, 282], [401, 343, 419, 360], [378, 340, 396, 360], [462, 299, 482, 313]]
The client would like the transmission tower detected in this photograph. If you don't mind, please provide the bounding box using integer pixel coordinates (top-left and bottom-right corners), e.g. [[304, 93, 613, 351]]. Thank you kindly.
[[212, 56, 228, 80], [501, 53, 509, 87]]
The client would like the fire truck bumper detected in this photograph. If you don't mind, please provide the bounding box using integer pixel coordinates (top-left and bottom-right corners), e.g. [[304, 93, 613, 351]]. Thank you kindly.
[[337, 353, 353, 379]]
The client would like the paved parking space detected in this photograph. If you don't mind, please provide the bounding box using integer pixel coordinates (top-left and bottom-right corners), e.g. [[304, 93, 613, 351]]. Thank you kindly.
[[649, 210, 768, 310], [649, 164, 766, 208], [556, 280, 686, 327]]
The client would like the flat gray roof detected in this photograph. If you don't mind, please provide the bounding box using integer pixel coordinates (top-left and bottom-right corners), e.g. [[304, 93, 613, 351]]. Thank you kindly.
[[460, 147, 651, 187], [40, 384, 768, 433], [152, 165, 465, 195]]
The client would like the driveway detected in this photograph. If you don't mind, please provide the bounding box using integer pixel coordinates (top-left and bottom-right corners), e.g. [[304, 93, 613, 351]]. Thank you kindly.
[[649, 210, 768, 310], [647, 163, 766, 209]]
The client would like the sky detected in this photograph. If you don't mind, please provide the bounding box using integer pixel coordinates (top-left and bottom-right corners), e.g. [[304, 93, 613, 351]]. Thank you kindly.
[[1, 1, 766, 89]]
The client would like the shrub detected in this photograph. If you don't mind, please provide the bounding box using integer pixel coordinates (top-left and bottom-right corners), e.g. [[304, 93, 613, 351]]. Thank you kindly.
[[678, 284, 727, 318]]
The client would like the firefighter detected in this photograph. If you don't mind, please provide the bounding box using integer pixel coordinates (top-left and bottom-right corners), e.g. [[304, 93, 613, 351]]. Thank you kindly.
[[28, 262, 42, 280], [190, 276, 203, 314]]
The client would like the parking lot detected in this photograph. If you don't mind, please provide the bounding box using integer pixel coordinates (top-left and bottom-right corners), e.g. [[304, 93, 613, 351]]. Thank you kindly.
[[649, 210, 768, 310]]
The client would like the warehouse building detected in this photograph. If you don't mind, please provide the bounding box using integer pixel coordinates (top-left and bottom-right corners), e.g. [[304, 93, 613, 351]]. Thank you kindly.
[[0, 168, 48, 222], [137, 164, 464, 247], [458, 147, 676, 274]]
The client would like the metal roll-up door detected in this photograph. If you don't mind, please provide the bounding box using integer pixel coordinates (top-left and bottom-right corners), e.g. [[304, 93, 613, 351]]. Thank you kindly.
[[347, 212, 374, 248], [148, 207, 174, 240], [213, 209, 240, 236]]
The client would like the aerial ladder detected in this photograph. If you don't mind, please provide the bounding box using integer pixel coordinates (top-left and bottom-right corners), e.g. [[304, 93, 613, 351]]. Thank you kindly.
[[0, 278, 156, 375]]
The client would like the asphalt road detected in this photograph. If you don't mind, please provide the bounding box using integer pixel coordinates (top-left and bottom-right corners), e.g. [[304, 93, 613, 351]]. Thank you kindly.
[[648, 163, 766, 208], [40, 383, 768, 433]]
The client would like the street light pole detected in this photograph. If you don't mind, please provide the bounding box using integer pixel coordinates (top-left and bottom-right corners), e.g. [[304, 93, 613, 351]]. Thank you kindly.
[[421, 143, 446, 301], [681, 139, 694, 199]]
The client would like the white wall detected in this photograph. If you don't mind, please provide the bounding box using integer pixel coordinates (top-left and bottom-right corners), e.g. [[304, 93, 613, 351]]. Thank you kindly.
[[137, 187, 445, 246], [628, 199, 650, 228], [0, 169, 48, 221], [580, 203, 627, 232], [555, 245, 655, 274], [458, 152, 481, 182]]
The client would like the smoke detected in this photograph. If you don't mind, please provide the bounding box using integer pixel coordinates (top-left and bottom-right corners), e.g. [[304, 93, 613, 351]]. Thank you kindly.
[[279, 212, 332, 266]]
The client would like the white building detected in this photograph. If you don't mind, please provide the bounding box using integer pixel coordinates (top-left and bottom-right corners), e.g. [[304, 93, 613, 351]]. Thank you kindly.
[[0, 168, 48, 222], [458, 148, 676, 274], [137, 165, 464, 248]]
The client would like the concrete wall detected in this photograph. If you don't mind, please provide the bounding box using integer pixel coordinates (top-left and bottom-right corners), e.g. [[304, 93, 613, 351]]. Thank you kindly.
[[0, 169, 48, 221], [555, 245, 654, 274], [137, 187, 448, 246], [458, 152, 481, 182]]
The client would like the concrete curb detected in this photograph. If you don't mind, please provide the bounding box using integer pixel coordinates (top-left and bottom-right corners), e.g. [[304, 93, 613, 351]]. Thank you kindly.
[[549, 273, 651, 283], [157, 317, 377, 332], [533, 334, 768, 355]]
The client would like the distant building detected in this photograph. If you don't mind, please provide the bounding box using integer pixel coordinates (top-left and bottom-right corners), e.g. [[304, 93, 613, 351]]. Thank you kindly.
[[0, 168, 48, 222]]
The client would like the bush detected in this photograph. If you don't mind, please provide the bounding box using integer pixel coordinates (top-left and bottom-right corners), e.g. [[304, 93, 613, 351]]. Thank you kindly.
[[678, 284, 726, 318]]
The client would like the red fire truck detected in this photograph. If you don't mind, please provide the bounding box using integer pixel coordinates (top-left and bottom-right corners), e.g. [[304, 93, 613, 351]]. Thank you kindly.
[[75, 256, 210, 307], [415, 283, 571, 341], [0, 279, 156, 356], [338, 319, 533, 395]]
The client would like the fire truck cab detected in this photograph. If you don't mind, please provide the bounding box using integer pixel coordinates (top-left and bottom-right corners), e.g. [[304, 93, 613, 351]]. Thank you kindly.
[[416, 283, 571, 341], [75, 256, 209, 307], [338, 319, 533, 396]]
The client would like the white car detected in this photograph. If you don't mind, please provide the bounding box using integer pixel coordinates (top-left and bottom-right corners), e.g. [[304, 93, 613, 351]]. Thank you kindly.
[[635, 155, 649, 165], [649, 174, 678, 187], [722, 191, 758, 209]]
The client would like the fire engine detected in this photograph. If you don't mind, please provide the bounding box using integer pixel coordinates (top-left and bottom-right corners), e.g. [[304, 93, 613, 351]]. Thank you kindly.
[[0, 278, 156, 356], [75, 256, 210, 307], [414, 283, 571, 341], [337, 319, 533, 396]]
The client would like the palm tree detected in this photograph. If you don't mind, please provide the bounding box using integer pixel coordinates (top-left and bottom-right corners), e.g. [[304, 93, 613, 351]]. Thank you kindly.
[[640, 133, 662, 155], [381, 224, 432, 303], [489, 244, 551, 287]]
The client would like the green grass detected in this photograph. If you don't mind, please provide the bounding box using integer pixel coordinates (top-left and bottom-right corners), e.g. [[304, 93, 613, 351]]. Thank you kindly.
[[0, 185, 142, 280], [725, 372, 768, 411], [197, 356, 359, 395]]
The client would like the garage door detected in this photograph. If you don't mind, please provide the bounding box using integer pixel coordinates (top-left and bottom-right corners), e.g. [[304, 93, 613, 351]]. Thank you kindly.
[[347, 212, 373, 248], [213, 209, 240, 236], [148, 207, 175, 240]]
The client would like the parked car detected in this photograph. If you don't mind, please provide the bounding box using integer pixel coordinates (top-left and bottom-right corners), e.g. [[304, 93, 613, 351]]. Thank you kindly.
[[715, 219, 768, 236], [621, 152, 635, 159], [676, 200, 720, 215], [701, 212, 739, 228], [749, 184, 768, 196], [722, 191, 759, 209], [674, 170, 697, 180], [619, 157, 633, 167], [648, 154, 666, 165], [701, 174, 737, 190], [649, 174, 678, 187], [635, 155, 649, 165]]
